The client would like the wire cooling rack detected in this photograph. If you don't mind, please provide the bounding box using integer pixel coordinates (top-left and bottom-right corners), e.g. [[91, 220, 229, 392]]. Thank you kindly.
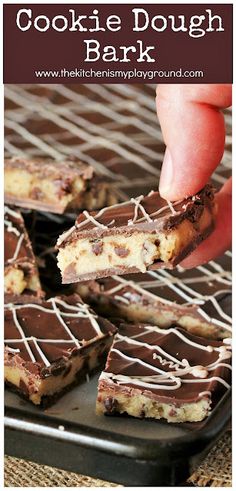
[[4, 84, 232, 199], [4, 84, 232, 326]]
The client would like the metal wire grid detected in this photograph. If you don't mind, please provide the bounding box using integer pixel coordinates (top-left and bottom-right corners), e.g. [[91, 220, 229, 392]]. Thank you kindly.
[[4, 84, 232, 323], [4, 84, 232, 201]]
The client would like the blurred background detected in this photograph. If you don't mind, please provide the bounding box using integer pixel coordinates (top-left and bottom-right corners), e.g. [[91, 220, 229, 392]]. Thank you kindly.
[[4, 84, 232, 201]]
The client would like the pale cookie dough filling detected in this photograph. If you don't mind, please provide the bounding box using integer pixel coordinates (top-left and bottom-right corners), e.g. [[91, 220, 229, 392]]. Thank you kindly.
[[4, 267, 27, 295], [5, 168, 86, 210], [96, 385, 211, 423], [4, 265, 42, 295], [58, 219, 204, 281], [4, 206, 43, 297], [5, 338, 112, 405], [4, 158, 117, 213]]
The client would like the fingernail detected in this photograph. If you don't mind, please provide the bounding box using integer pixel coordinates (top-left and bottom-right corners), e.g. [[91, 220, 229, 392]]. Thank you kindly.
[[159, 148, 174, 198]]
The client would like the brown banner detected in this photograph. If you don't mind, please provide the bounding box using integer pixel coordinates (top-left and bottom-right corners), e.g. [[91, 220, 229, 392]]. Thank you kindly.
[[4, 4, 233, 83]]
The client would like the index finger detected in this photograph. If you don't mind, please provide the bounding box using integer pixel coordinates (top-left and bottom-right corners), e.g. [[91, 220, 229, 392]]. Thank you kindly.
[[156, 84, 232, 200]]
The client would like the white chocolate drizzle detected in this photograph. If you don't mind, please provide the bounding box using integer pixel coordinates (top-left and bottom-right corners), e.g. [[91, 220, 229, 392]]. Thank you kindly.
[[49, 298, 81, 348], [130, 196, 153, 224], [166, 200, 177, 215], [4, 207, 26, 263], [9, 234, 24, 263], [4, 206, 22, 220], [100, 325, 231, 395], [57, 191, 188, 245], [5, 346, 20, 354], [82, 210, 109, 229], [11, 307, 36, 363], [57, 225, 76, 246], [4, 297, 107, 367]]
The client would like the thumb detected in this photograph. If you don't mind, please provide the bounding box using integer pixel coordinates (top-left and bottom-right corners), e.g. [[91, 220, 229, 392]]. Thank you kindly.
[[180, 178, 232, 269]]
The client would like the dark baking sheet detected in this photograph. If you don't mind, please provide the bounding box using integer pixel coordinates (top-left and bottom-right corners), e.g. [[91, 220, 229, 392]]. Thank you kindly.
[[4, 85, 232, 486], [5, 374, 231, 486]]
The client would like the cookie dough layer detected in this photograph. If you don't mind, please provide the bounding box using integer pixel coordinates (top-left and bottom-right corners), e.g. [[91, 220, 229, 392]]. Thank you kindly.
[[5, 336, 112, 405], [4, 264, 41, 296], [4, 206, 43, 298], [96, 323, 231, 423], [96, 381, 210, 423], [57, 186, 216, 283]]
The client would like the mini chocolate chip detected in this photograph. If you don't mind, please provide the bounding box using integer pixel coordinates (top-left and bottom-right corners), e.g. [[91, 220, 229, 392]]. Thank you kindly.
[[168, 408, 177, 417], [29, 187, 44, 200], [104, 397, 118, 415], [114, 246, 129, 258], [55, 178, 72, 198], [61, 179, 72, 193], [91, 241, 103, 255], [140, 410, 146, 418]]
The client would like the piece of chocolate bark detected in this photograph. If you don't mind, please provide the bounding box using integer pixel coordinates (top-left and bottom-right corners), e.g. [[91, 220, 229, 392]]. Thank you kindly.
[[4, 294, 116, 405], [76, 263, 232, 340], [4, 206, 43, 298], [57, 185, 216, 283], [96, 323, 231, 423], [4, 157, 117, 214]]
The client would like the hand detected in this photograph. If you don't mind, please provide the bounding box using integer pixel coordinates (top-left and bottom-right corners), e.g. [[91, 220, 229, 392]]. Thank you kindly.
[[156, 84, 232, 268]]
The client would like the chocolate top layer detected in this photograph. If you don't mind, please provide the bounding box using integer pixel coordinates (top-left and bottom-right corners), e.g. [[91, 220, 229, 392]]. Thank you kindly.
[[57, 185, 215, 246], [5, 157, 94, 181], [4, 294, 116, 378], [4, 206, 35, 265], [101, 323, 231, 405]]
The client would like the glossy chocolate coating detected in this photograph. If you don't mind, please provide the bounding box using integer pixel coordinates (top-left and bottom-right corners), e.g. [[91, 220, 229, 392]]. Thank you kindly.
[[101, 323, 231, 406], [4, 294, 116, 378], [4, 206, 35, 265], [58, 185, 214, 245]]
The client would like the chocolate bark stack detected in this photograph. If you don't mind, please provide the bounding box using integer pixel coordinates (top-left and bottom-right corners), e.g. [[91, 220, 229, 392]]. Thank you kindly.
[[4, 159, 231, 421], [4, 157, 117, 405]]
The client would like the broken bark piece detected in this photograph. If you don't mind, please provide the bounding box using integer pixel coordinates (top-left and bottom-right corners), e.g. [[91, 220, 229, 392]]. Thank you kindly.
[[4, 157, 117, 214], [96, 323, 231, 423], [4, 294, 116, 405], [57, 185, 216, 283], [76, 269, 232, 340], [4, 206, 43, 298]]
